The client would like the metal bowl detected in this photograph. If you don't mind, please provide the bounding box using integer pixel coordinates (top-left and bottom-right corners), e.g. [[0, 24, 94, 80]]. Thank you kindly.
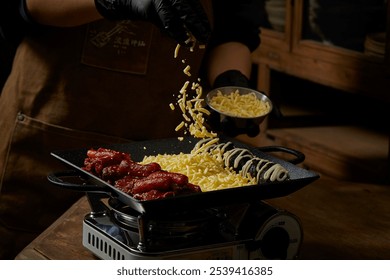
[[205, 86, 273, 128]]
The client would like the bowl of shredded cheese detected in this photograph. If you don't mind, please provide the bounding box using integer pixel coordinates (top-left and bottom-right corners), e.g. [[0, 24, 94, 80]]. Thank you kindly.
[[206, 86, 273, 127]]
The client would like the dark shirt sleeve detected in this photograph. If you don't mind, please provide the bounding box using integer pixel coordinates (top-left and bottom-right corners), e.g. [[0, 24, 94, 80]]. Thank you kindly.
[[0, 0, 34, 47], [210, 0, 267, 52]]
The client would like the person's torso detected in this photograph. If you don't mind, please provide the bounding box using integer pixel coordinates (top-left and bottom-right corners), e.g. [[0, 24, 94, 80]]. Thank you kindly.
[[2, 0, 213, 140]]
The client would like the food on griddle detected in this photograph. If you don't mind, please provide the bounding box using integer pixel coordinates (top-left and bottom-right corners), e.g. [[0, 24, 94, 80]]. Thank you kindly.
[[142, 150, 256, 192], [83, 148, 201, 201], [141, 138, 289, 192], [83, 148, 161, 182], [208, 89, 271, 118], [193, 138, 290, 183]]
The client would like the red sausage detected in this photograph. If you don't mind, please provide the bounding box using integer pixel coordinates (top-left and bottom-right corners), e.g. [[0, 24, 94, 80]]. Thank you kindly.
[[133, 189, 175, 201], [131, 176, 173, 194], [147, 170, 188, 185]]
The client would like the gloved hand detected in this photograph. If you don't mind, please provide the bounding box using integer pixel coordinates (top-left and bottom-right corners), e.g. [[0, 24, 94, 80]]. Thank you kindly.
[[212, 69, 251, 89], [208, 70, 261, 138], [94, 0, 211, 45]]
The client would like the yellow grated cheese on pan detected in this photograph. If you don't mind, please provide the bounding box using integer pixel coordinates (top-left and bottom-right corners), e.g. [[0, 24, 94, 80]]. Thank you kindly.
[[141, 150, 256, 192]]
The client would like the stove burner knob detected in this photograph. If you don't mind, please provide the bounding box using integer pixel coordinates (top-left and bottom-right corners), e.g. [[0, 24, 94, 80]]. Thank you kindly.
[[249, 212, 303, 260], [260, 227, 290, 259]]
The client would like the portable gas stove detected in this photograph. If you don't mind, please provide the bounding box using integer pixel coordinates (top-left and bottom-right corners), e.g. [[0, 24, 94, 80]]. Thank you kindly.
[[82, 193, 303, 260], [48, 137, 319, 260]]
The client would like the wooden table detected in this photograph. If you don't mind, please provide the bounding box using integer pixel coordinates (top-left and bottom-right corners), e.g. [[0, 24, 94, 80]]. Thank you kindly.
[[15, 175, 390, 260]]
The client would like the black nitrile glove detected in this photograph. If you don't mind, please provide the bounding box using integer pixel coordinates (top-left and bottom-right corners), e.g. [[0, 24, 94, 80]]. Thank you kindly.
[[209, 70, 261, 138], [94, 0, 211, 45], [212, 69, 250, 89]]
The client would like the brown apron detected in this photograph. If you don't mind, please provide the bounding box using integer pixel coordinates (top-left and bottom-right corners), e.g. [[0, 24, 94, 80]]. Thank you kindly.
[[0, 1, 213, 259]]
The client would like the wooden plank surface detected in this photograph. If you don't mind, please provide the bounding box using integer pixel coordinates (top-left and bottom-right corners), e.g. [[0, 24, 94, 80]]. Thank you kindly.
[[267, 175, 390, 259], [266, 126, 389, 183], [15, 196, 96, 260]]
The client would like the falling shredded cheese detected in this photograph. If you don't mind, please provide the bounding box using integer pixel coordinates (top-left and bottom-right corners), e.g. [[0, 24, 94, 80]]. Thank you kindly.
[[174, 44, 181, 58], [155, 35, 287, 192], [183, 65, 191, 76], [175, 121, 185, 131], [172, 35, 217, 140]]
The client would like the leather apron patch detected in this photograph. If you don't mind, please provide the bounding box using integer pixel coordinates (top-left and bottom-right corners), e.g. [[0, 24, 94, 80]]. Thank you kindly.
[[81, 20, 153, 74]]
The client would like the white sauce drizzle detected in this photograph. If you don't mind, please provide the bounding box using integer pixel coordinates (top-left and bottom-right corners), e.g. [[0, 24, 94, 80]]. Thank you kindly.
[[194, 138, 289, 183]]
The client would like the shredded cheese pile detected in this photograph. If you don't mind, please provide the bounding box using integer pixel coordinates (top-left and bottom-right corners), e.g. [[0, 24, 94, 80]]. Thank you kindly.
[[141, 137, 290, 192], [193, 138, 289, 184], [209, 90, 271, 118], [141, 141, 256, 192]]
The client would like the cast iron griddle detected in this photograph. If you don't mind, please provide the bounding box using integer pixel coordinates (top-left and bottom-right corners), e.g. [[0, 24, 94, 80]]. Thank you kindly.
[[48, 137, 319, 213]]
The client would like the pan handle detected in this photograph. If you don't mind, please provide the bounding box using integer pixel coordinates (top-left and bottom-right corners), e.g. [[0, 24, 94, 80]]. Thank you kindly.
[[255, 146, 305, 165], [47, 170, 112, 194]]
